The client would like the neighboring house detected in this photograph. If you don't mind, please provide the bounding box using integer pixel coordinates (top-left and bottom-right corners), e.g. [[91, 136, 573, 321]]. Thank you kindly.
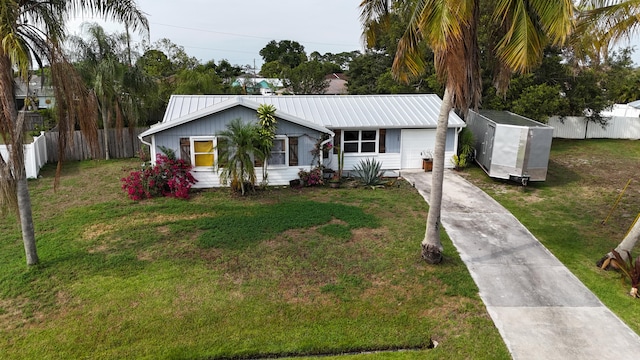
[[324, 73, 348, 95], [232, 77, 283, 95], [14, 75, 55, 110], [138, 94, 466, 188]]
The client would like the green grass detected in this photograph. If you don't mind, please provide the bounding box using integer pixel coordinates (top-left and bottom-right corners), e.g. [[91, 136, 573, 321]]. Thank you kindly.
[[462, 138, 640, 335], [0, 159, 509, 359]]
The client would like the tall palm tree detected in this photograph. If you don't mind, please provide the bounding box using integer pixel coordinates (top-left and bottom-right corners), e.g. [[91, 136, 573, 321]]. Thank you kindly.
[[70, 23, 152, 159], [0, 0, 148, 265], [361, 0, 574, 263], [71, 23, 128, 160]]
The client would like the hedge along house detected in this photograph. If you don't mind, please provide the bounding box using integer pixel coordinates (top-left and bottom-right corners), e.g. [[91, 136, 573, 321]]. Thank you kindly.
[[138, 94, 466, 188]]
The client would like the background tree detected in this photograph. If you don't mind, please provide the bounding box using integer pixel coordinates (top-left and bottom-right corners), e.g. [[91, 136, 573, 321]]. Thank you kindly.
[[0, 0, 148, 266], [214, 59, 244, 91], [353, 2, 438, 95], [283, 60, 330, 94], [140, 38, 199, 72], [174, 67, 224, 94], [310, 51, 361, 71], [259, 40, 308, 71], [260, 60, 288, 78], [137, 49, 175, 78]]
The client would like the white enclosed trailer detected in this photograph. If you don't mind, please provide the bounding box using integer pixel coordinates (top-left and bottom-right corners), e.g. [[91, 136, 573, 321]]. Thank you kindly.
[[467, 110, 553, 185]]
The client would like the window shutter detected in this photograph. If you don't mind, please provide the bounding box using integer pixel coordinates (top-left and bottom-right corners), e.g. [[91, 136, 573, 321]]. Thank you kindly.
[[333, 130, 341, 154], [379, 129, 386, 153], [180, 138, 191, 165], [289, 137, 298, 166]]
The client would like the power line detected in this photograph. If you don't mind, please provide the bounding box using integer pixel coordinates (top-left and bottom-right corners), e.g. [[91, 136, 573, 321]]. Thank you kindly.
[[150, 22, 360, 48]]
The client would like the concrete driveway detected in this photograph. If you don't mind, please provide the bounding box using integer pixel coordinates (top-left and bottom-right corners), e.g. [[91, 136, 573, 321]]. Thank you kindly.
[[400, 170, 640, 360]]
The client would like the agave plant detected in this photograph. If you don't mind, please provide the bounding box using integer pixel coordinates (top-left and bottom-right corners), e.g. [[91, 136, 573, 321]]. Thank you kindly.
[[604, 249, 640, 298], [353, 158, 384, 186]]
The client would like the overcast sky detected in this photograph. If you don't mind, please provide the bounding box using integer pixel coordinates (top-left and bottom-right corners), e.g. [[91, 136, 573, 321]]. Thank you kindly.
[[67, 0, 365, 69], [67, 0, 640, 69]]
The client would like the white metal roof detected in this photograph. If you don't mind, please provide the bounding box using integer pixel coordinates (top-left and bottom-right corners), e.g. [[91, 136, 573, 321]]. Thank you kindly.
[[145, 94, 465, 138]]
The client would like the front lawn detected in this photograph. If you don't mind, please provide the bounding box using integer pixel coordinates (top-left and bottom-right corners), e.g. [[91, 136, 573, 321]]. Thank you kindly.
[[0, 159, 508, 359]]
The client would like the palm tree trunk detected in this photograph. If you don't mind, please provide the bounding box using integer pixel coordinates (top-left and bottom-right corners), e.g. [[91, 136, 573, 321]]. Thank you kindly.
[[421, 86, 453, 264], [17, 175, 39, 265], [0, 53, 39, 266], [599, 218, 640, 266], [102, 96, 111, 160]]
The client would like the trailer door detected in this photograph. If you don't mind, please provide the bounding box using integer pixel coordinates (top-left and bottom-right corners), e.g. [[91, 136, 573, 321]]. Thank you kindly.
[[477, 123, 495, 170]]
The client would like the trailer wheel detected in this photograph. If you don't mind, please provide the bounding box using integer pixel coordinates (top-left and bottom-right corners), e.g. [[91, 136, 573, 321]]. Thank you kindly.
[[521, 178, 528, 186]]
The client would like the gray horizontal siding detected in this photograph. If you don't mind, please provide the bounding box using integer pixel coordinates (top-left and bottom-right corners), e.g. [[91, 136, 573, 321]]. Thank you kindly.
[[152, 107, 325, 167]]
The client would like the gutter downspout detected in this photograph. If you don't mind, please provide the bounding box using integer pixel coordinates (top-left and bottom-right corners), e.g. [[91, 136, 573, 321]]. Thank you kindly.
[[319, 137, 332, 167], [138, 134, 155, 165], [138, 134, 152, 147]]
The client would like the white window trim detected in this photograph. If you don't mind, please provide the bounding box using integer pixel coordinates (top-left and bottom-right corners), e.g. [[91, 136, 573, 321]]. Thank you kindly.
[[342, 129, 378, 154], [190, 136, 216, 170], [266, 135, 289, 167]]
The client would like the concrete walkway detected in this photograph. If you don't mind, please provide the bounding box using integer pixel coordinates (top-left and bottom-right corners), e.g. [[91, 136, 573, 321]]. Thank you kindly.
[[400, 170, 640, 360]]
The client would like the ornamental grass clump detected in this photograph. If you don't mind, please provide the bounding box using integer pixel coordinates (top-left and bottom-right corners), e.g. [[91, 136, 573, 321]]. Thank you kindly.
[[121, 150, 196, 200], [353, 158, 384, 186]]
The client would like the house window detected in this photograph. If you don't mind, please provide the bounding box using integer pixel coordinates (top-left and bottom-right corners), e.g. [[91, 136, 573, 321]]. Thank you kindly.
[[289, 137, 298, 166], [343, 130, 377, 153], [190, 137, 215, 168], [268, 137, 287, 166], [180, 138, 191, 165]]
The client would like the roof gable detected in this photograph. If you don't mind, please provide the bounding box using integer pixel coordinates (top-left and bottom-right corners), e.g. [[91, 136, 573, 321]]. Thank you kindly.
[[141, 96, 332, 138]]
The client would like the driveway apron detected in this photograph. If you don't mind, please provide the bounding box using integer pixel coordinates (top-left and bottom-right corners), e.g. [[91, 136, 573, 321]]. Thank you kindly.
[[400, 170, 640, 360]]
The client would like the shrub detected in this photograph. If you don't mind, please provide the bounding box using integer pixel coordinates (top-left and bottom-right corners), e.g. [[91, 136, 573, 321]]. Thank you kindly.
[[121, 153, 197, 200], [298, 167, 324, 186], [451, 128, 475, 170], [353, 158, 384, 186]]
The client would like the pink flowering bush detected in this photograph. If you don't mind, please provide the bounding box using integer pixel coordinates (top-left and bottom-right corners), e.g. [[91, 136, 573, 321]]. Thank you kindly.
[[298, 167, 324, 186], [121, 152, 197, 200]]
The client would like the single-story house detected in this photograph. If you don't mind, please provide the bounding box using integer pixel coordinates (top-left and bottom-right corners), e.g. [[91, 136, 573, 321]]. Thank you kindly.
[[138, 94, 466, 188]]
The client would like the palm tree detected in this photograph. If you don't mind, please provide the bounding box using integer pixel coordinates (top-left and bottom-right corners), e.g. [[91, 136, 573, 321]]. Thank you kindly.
[[256, 104, 277, 185], [0, 0, 148, 265], [71, 23, 153, 159], [568, 1, 640, 67], [71, 23, 129, 160], [361, 0, 574, 263], [217, 118, 264, 195]]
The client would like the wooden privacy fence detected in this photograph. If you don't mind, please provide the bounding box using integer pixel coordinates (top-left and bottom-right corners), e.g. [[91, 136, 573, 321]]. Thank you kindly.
[[45, 127, 147, 162]]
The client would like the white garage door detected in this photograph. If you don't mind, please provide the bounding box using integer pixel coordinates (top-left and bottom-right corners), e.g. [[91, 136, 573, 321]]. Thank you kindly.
[[401, 129, 436, 169]]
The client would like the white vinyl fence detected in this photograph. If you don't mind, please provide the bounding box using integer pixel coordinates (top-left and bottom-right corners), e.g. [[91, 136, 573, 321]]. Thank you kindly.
[[549, 116, 640, 140], [0, 132, 48, 179]]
